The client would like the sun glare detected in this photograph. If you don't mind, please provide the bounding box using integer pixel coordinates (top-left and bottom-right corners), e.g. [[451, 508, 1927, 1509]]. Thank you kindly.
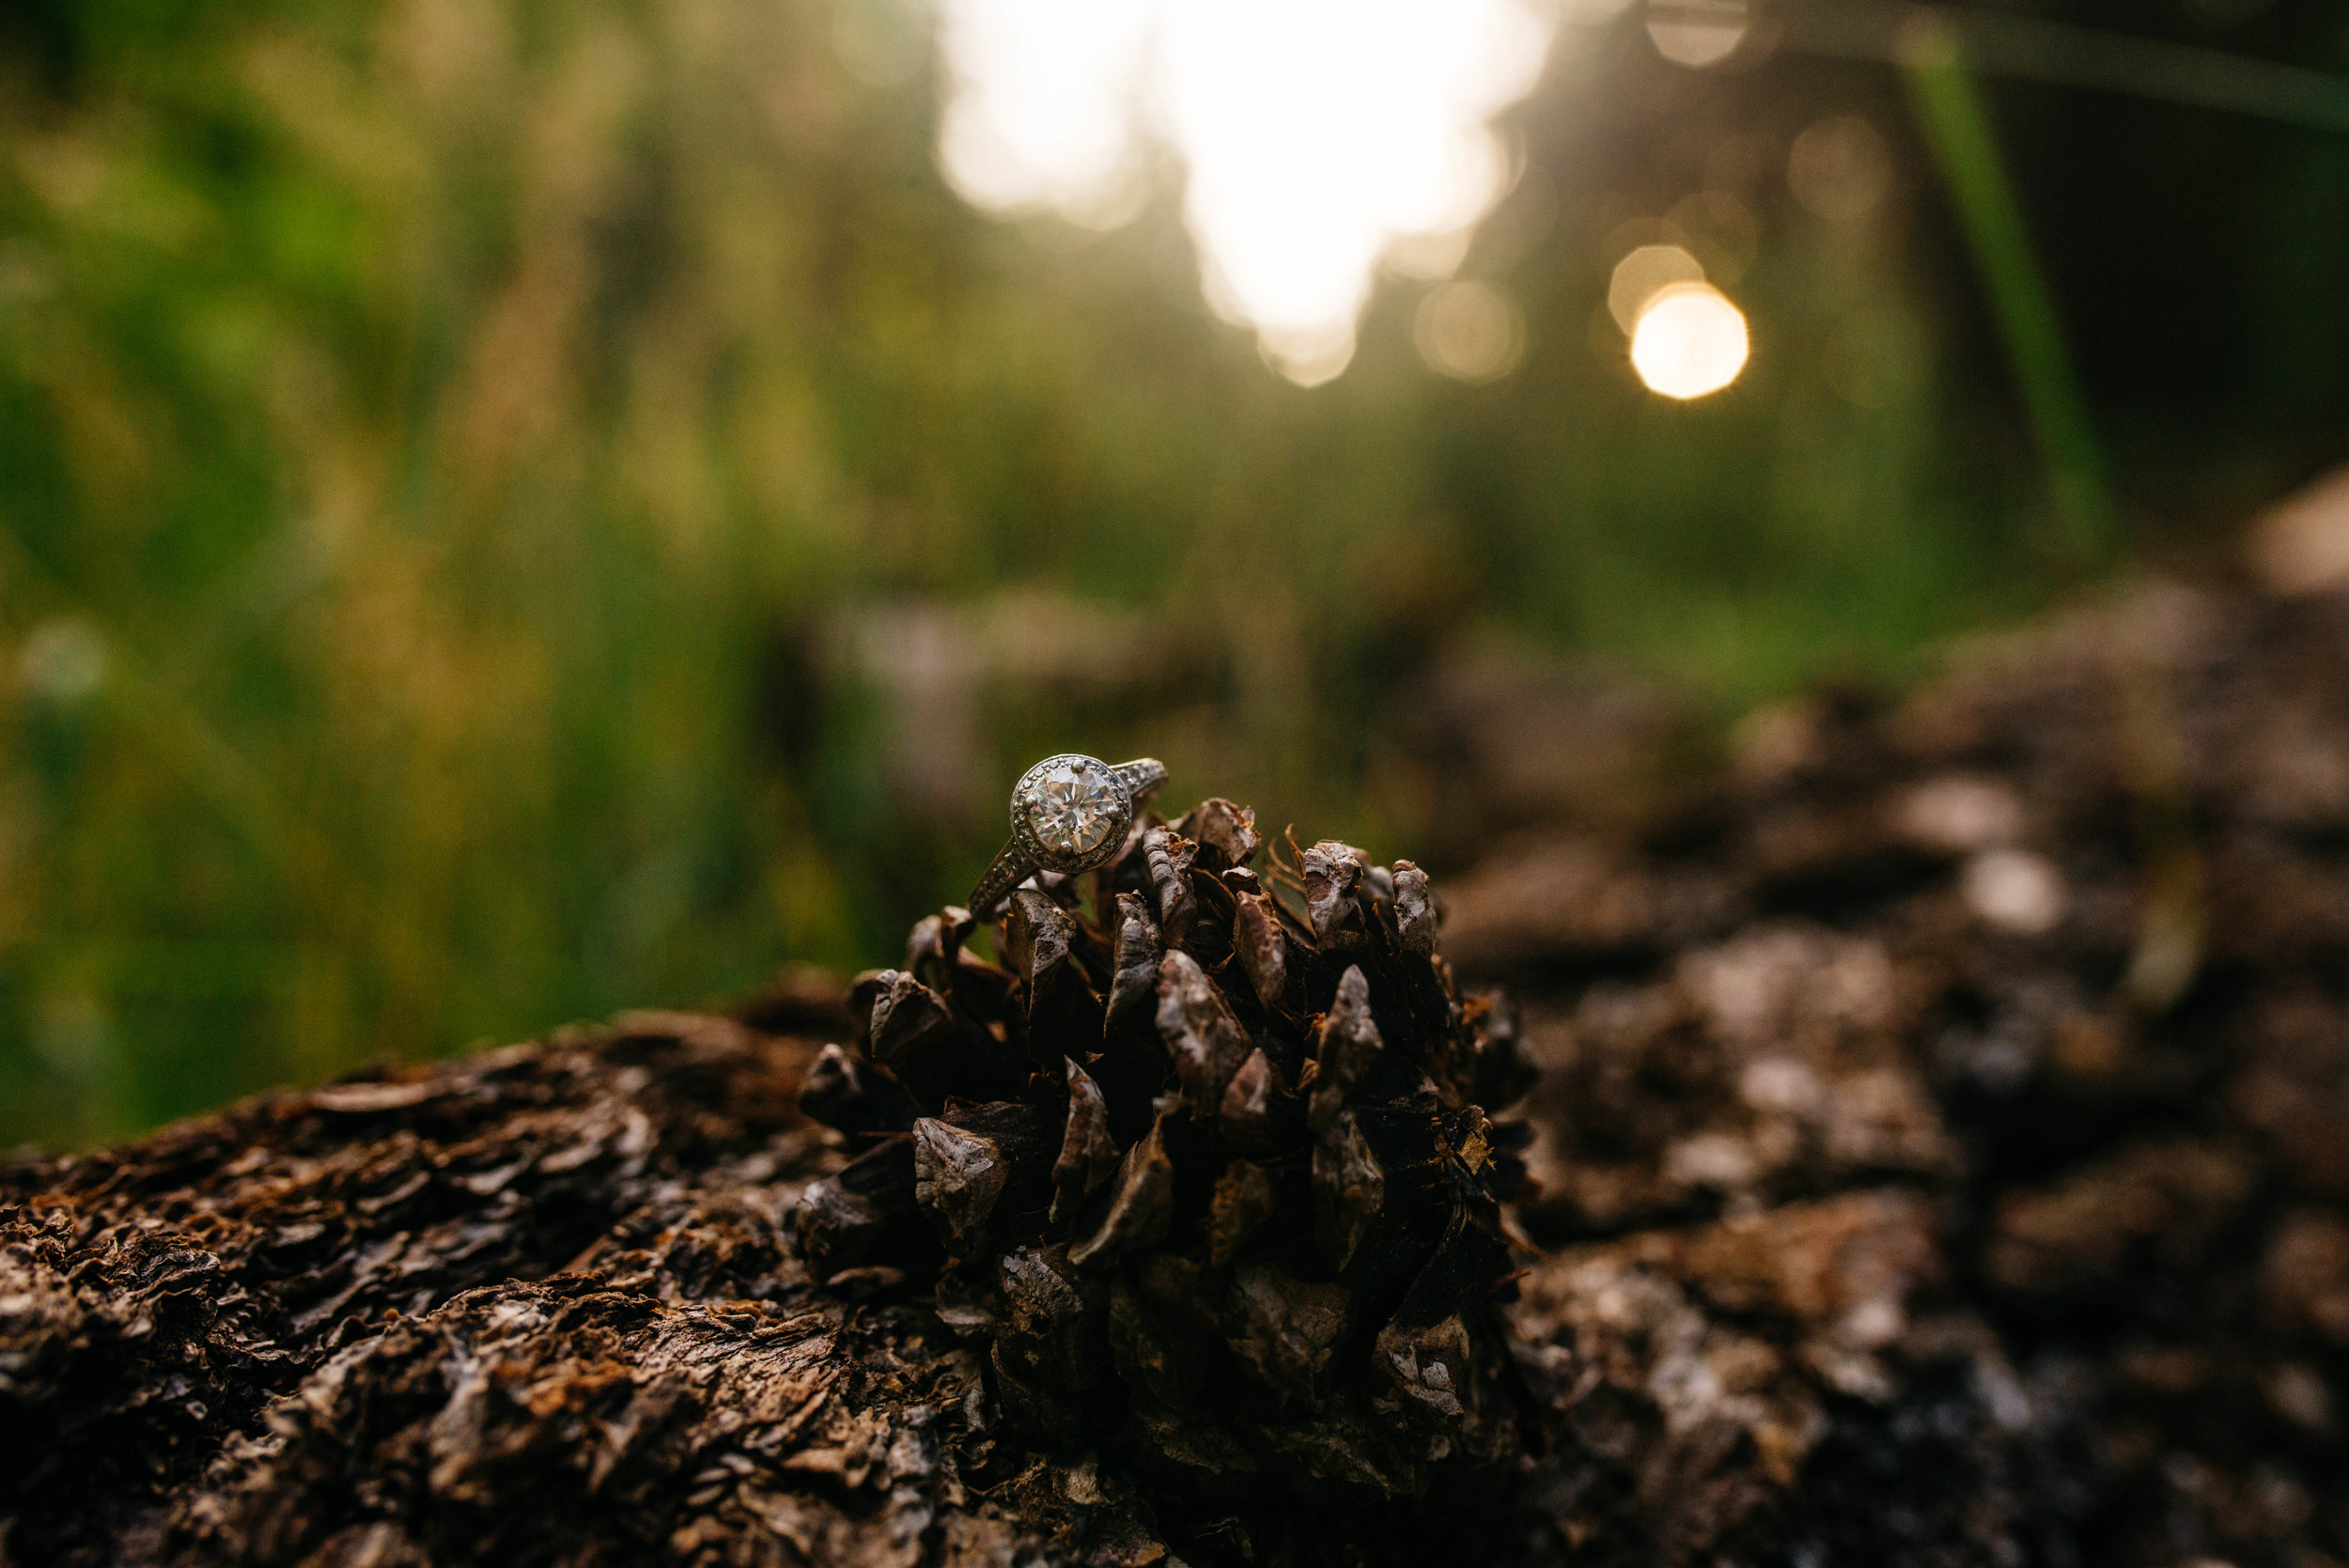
[[933, 0, 1553, 383], [1629, 283, 1749, 399], [935, 0, 1156, 223]]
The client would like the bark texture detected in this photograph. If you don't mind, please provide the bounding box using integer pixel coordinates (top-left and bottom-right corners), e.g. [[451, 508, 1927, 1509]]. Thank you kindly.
[[7, 581, 2349, 1567]]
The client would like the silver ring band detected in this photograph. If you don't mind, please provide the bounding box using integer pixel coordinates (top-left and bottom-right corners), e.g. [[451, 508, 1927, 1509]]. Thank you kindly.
[[967, 755, 1166, 916]]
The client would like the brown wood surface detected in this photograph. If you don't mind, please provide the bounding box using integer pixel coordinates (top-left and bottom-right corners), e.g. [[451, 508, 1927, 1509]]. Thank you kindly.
[[7, 581, 2349, 1567]]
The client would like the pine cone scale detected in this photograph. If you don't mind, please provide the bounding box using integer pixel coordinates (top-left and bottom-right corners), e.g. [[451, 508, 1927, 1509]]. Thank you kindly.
[[792, 793, 1535, 1533]]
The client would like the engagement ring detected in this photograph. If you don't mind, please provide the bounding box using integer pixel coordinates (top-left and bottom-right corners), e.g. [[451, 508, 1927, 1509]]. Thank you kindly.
[[967, 753, 1167, 916]]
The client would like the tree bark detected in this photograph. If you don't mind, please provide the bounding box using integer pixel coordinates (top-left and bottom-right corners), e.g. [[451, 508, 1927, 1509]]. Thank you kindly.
[[7, 580, 2349, 1567]]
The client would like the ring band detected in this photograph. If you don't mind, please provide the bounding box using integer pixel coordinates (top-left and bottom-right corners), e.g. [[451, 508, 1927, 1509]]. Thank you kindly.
[[967, 754, 1167, 915]]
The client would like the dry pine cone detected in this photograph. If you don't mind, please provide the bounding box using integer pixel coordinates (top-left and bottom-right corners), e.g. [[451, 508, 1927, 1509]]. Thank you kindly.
[[792, 797, 1534, 1509]]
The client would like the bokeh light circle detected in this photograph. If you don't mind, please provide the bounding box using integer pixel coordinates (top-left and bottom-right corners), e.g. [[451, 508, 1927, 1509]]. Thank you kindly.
[[1788, 116, 1891, 223], [1644, 0, 1749, 67], [1607, 243, 1704, 334], [1629, 283, 1749, 398], [1415, 281, 1525, 381]]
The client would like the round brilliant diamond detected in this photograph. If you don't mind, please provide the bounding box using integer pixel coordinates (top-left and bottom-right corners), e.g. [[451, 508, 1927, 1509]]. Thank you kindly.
[[1027, 758, 1120, 859]]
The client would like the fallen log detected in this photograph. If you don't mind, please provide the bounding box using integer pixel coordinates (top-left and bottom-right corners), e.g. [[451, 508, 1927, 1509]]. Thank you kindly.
[[6, 580, 2347, 1566]]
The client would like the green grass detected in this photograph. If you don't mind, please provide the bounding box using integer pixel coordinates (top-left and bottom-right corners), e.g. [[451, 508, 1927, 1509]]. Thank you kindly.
[[0, 0, 2108, 1146]]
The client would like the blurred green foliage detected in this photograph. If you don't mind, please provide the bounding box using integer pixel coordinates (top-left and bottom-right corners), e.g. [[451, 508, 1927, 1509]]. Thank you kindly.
[[0, 0, 2335, 1144]]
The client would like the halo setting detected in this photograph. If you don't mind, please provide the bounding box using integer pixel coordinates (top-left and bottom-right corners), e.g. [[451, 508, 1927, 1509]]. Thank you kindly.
[[1010, 753, 1132, 872], [969, 753, 1167, 913]]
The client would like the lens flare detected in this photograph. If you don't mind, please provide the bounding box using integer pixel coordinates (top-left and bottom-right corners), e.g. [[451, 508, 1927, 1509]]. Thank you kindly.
[[1629, 283, 1749, 399]]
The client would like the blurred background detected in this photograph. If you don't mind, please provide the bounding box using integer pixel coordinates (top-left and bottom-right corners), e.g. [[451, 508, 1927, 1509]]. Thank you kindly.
[[2, 0, 2345, 1145]]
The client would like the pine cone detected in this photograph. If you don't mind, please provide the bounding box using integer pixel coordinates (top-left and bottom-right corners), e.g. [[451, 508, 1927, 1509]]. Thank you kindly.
[[793, 797, 1535, 1509]]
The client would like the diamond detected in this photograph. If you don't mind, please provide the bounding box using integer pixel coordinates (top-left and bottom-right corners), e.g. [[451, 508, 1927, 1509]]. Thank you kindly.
[[1024, 758, 1121, 860]]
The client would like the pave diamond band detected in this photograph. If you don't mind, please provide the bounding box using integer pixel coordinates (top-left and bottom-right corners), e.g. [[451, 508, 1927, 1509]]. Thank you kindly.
[[967, 753, 1166, 916]]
